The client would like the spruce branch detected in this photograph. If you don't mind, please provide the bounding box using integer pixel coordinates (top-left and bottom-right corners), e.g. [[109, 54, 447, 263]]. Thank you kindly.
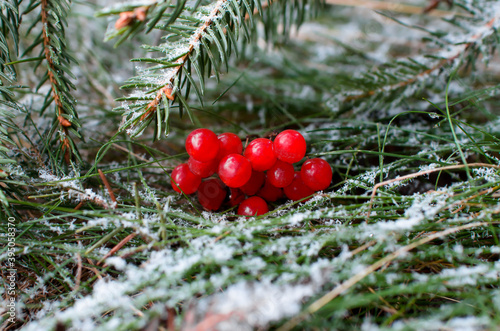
[[0, 108, 21, 207], [38, 168, 114, 209], [139, 0, 231, 123], [38, 0, 81, 164], [99, 0, 321, 139], [0, 1, 22, 207], [345, 14, 500, 104], [137, 0, 276, 123], [0, 1, 19, 80], [328, 1, 500, 118]]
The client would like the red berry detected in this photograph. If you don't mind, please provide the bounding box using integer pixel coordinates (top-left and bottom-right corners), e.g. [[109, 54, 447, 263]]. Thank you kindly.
[[237, 196, 269, 216], [240, 170, 265, 196], [216, 133, 243, 161], [267, 160, 295, 188], [227, 187, 245, 207], [283, 172, 315, 201], [274, 130, 307, 164], [301, 158, 332, 191], [257, 176, 284, 202], [244, 138, 277, 171], [188, 157, 218, 178], [218, 154, 252, 188], [197, 178, 226, 211], [185, 128, 219, 162], [171, 163, 201, 194]]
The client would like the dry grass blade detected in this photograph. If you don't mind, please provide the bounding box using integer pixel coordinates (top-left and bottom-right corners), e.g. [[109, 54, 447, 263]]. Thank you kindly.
[[98, 169, 117, 207], [368, 163, 500, 214], [278, 221, 498, 331], [98, 232, 138, 266], [325, 0, 465, 17]]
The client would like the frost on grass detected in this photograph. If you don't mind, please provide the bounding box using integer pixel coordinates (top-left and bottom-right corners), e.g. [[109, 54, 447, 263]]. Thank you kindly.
[[19, 126, 500, 330], [37, 169, 112, 208], [19, 159, 500, 330], [191, 279, 317, 330], [23, 172, 494, 330], [472, 167, 500, 183], [364, 189, 451, 239], [363, 315, 492, 331]]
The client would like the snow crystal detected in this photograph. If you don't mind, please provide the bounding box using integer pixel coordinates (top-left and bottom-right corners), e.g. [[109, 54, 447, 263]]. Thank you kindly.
[[106, 257, 127, 270], [59, 279, 134, 321], [367, 190, 451, 238], [419, 163, 440, 172], [439, 264, 495, 286], [472, 167, 500, 183], [491, 246, 500, 254], [391, 315, 491, 331], [287, 212, 310, 226], [453, 244, 464, 255], [196, 279, 315, 329]]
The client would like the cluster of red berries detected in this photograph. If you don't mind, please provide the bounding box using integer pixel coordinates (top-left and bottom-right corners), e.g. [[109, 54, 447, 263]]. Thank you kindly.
[[170, 128, 333, 216]]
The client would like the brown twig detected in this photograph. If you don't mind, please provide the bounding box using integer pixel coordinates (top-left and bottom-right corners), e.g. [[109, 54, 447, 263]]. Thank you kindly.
[[444, 185, 500, 215], [115, 6, 149, 30], [79, 194, 110, 209], [423, 0, 453, 14], [184, 311, 241, 331], [98, 169, 117, 208], [74, 200, 85, 211], [40, 168, 112, 209], [214, 231, 231, 243], [86, 258, 102, 280], [98, 232, 137, 266], [347, 240, 376, 258], [367, 287, 397, 314], [119, 244, 149, 259], [166, 307, 176, 331], [74, 253, 82, 292]]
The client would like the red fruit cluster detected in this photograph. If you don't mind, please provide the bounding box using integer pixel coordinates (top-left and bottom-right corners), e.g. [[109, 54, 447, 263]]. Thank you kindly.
[[170, 129, 333, 216]]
